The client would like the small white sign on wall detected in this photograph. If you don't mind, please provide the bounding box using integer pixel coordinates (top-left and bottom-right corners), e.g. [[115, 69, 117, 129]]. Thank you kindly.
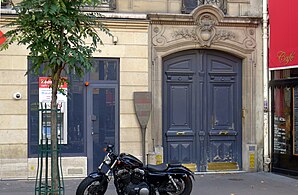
[[38, 77, 68, 144]]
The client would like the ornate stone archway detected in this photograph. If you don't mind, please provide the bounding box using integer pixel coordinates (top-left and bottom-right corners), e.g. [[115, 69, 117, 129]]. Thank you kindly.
[[148, 5, 263, 171]]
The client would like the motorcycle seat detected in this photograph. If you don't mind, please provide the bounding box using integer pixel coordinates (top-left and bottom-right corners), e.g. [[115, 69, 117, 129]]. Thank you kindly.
[[168, 163, 182, 167], [147, 163, 168, 172]]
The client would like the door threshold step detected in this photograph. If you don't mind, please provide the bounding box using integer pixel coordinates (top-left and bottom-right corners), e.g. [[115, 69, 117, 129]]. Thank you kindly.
[[194, 171, 246, 175]]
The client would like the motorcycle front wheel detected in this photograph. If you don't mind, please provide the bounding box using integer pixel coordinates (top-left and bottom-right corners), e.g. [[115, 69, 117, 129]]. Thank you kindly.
[[159, 175, 193, 195], [76, 176, 108, 195]]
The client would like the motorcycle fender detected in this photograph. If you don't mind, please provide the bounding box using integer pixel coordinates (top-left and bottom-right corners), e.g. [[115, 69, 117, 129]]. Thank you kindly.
[[167, 166, 195, 180], [88, 171, 106, 179]]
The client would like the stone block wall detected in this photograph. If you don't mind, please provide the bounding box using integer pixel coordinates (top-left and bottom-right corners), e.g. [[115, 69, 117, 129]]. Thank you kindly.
[[116, 0, 262, 16], [0, 18, 150, 178], [99, 20, 150, 159], [0, 34, 28, 178], [227, 0, 262, 16], [10, 0, 263, 16]]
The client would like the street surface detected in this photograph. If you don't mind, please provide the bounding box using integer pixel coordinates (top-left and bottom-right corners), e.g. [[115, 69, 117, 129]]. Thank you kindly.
[[0, 172, 298, 195]]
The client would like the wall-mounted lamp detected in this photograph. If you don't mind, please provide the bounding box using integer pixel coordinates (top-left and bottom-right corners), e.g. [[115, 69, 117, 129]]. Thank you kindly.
[[112, 36, 118, 45]]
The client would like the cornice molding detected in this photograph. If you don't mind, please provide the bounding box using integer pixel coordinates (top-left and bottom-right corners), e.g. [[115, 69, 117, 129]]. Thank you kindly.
[[0, 16, 149, 31], [148, 5, 261, 28], [151, 5, 259, 58]]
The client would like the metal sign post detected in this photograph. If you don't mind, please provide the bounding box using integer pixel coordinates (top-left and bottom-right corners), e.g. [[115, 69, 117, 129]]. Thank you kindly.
[[133, 92, 152, 163]]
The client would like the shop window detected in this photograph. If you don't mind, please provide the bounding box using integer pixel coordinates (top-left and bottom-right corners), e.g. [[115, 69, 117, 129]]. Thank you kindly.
[[39, 102, 67, 145], [1, 0, 13, 9], [182, 0, 227, 14], [28, 62, 85, 157], [273, 87, 291, 155], [271, 69, 298, 174], [81, 0, 116, 12], [90, 59, 118, 81], [28, 58, 119, 157], [293, 87, 298, 156]]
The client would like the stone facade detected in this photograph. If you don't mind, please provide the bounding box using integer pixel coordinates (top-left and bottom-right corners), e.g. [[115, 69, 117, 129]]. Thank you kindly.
[[0, 0, 264, 178], [0, 16, 150, 178], [148, 5, 263, 172]]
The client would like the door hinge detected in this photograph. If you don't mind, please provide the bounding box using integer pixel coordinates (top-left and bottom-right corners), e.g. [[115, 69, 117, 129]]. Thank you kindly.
[[242, 109, 246, 118]]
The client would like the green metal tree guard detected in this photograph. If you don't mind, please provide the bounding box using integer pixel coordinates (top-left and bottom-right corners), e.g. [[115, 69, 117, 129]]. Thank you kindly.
[[35, 103, 64, 195]]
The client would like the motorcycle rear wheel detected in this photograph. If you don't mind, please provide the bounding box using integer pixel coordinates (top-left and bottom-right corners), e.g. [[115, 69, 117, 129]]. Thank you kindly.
[[160, 176, 192, 195], [76, 177, 108, 195]]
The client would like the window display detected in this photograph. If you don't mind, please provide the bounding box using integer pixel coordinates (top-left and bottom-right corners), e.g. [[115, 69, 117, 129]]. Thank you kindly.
[[293, 87, 298, 156], [271, 69, 298, 175], [273, 87, 291, 155]]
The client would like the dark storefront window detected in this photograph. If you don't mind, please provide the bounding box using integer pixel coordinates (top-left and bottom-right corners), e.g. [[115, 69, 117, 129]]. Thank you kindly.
[[28, 58, 119, 157], [182, 0, 227, 14], [81, 0, 116, 11], [271, 69, 298, 175], [90, 59, 118, 81], [28, 62, 85, 156]]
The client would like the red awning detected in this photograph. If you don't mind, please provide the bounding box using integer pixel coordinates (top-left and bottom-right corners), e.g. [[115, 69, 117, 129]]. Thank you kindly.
[[0, 31, 6, 45], [269, 0, 298, 70]]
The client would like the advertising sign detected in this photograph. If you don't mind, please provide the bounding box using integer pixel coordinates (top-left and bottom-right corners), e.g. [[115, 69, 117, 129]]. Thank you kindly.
[[269, 0, 298, 69], [38, 77, 68, 144], [0, 31, 6, 45], [39, 77, 68, 103]]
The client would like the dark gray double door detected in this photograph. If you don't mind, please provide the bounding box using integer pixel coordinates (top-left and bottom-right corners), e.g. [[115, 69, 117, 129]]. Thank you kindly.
[[163, 50, 242, 171], [85, 58, 119, 173], [86, 84, 118, 173]]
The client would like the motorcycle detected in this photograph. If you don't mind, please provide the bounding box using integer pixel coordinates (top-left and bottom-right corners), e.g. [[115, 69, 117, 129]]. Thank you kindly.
[[76, 144, 194, 195]]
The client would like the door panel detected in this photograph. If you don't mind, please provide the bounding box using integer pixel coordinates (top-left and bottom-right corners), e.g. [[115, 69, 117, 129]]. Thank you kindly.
[[165, 82, 195, 163], [170, 85, 191, 128], [163, 50, 242, 171], [209, 141, 235, 162], [167, 138, 194, 163], [163, 53, 197, 164], [87, 86, 117, 172], [209, 83, 235, 129], [207, 52, 241, 167]]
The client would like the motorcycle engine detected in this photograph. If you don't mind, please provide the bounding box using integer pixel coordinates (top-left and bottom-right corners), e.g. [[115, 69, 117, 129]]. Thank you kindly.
[[116, 168, 150, 195]]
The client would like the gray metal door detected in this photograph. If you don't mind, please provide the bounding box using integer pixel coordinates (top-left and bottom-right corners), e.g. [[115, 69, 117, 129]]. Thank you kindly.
[[86, 85, 118, 172], [163, 50, 242, 171]]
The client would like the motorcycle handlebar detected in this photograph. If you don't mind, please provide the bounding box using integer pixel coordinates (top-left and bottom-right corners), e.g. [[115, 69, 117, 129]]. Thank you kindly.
[[104, 144, 114, 153]]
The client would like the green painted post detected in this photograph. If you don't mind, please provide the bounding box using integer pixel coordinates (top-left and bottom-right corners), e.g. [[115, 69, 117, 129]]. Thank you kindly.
[[35, 103, 64, 194]]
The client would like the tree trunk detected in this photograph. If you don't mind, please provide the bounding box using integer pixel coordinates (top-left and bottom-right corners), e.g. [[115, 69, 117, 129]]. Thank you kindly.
[[51, 71, 61, 195]]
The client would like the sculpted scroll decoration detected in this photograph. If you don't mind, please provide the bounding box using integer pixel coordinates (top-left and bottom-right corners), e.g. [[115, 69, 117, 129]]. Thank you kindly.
[[243, 28, 256, 49], [152, 26, 167, 46], [172, 13, 237, 47], [152, 13, 257, 50]]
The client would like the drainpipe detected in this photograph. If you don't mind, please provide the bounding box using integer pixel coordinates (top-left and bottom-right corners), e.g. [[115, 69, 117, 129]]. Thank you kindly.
[[263, 0, 271, 171]]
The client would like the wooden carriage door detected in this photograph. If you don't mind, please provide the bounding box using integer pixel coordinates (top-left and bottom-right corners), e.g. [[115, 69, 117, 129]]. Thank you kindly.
[[163, 50, 242, 171]]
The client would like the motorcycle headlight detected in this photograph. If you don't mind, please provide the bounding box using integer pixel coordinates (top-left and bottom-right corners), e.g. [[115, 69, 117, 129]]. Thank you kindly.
[[104, 155, 112, 165]]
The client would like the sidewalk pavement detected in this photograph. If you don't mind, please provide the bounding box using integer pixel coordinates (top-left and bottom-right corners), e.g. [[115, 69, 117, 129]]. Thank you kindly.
[[0, 172, 298, 195]]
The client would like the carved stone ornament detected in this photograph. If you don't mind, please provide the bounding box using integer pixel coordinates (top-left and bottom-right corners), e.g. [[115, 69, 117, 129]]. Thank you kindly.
[[153, 26, 167, 46], [196, 14, 216, 46], [173, 13, 235, 47], [150, 5, 259, 51], [213, 30, 236, 42]]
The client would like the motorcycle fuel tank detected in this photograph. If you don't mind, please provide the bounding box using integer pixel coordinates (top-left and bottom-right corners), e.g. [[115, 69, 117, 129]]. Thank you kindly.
[[120, 153, 143, 168]]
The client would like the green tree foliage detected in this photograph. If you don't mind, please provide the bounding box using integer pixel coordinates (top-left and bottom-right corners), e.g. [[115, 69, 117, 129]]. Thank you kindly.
[[1, 1, 111, 194], [2, 0, 110, 77]]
